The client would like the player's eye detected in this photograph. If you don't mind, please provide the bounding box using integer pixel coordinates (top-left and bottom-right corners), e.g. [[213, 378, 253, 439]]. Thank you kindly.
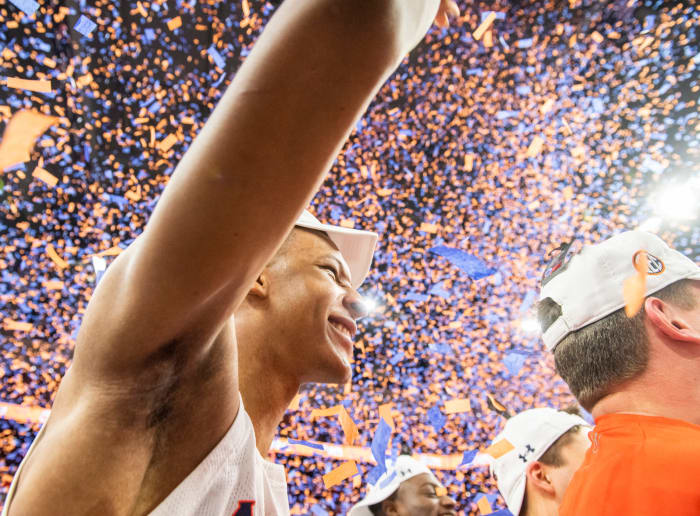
[[320, 265, 339, 281]]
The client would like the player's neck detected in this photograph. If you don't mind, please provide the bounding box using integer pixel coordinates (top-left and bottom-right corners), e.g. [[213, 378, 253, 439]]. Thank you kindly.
[[592, 366, 700, 425], [524, 485, 559, 516], [236, 333, 300, 456]]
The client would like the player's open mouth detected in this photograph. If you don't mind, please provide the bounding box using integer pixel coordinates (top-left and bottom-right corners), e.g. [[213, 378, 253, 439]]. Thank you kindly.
[[329, 319, 352, 339]]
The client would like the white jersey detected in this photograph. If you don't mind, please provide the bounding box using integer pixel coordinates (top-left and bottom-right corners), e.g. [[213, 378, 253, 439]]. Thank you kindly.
[[2, 398, 290, 516]]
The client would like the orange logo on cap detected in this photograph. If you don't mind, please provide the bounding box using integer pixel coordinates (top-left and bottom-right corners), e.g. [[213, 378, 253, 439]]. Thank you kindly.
[[633, 251, 665, 275]]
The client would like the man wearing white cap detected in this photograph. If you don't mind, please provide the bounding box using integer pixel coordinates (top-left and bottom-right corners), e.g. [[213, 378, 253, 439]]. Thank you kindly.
[[348, 455, 457, 516], [489, 408, 590, 516], [537, 231, 700, 515], [2, 1, 460, 515]]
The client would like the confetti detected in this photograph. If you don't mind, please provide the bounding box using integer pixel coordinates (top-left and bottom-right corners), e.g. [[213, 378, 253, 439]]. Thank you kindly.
[[74, 15, 98, 37], [473, 12, 497, 41], [484, 439, 514, 459], [8, 0, 39, 16], [444, 398, 471, 414], [322, 460, 358, 489]]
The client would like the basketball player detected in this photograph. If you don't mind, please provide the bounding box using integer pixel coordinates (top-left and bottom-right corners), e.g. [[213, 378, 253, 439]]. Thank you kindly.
[[2, 0, 460, 514]]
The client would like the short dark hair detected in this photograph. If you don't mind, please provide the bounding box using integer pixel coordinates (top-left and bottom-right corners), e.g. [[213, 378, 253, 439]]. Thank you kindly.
[[368, 488, 398, 516], [538, 279, 697, 411]]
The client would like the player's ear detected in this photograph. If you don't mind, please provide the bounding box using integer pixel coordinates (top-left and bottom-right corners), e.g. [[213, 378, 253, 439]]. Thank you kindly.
[[645, 297, 700, 344], [526, 461, 555, 496], [248, 269, 270, 300], [383, 499, 400, 516]]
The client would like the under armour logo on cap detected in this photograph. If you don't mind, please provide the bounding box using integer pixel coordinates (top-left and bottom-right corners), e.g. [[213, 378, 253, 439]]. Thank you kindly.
[[633, 250, 665, 275]]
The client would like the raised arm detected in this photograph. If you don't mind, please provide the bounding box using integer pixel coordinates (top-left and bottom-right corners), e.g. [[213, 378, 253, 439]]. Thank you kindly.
[[75, 0, 454, 374]]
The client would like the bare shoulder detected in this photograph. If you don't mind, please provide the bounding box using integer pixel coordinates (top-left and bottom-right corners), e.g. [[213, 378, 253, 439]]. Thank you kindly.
[[7, 322, 239, 516]]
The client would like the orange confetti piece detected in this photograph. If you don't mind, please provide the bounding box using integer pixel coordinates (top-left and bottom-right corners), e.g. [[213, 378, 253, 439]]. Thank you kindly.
[[312, 405, 358, 445], [3, 319, 33, 332], [288, 392, 301, 411], [487, 394, 507, 412], [136, 1, 147, 17], [43, 280, 64, 290], [473, 12, 497, 41], [484, 438, 514, 459], [46, 244, 69, 269], [158, 133, 178, 152], [591, 31, 604, 44], [322, 460, 358, 489], [419, 222, 438, 233], [339, 219, 355, 229], [242, 0, 250, 18], [90, 246, 124, 259], [0, 110, 58, 171], [32, 166, 58, 187], [448, 320, 461, 329], [464, 154, 474, 172], [477, 495, 493, 514], [540, 98, 555, 115], [167, 16, 182, 30], [376, 188, 393, 197], [526, 135, 544, 158], [444, 398, 471, 414], [379, 403, 395, 431], [624, 251, 647, 317], [483, 29, 493, 48], [435, 486, 447, 497], [5, 77, 52, 93]]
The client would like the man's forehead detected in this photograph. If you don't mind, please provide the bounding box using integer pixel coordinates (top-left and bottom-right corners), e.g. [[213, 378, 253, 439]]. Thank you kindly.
[[291, 228, 351, 275]]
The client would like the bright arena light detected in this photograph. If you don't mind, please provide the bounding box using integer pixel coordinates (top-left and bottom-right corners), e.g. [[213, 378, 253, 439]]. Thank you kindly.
[[362, 297, 379, 314], [521, 317, 541, 335], [651, 180, 700, 221]]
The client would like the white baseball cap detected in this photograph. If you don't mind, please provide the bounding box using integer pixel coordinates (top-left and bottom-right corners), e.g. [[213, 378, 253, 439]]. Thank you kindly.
[[295, 210, 378, 289], [348, 455, 439, 516], [490, 408, 589, 516], [540, 230, 700, 351]]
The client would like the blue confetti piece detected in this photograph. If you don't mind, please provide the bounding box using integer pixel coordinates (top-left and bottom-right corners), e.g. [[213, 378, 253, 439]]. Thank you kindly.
[[74, 15, 97, 37], [429, 246, 496, 280], [207, 45, 225, 69], [367, 464, 384, 486], [379, 470, 397, 489], [519, 290, 537, 314], [8, 0, 39, 16], [389, 351, 404, 365], [404, 291, 429, 303], [288, 439, 324, 451], [460, 449, 478, 466], [503, 352, 527, 376], [370, 419, 391, 476], [310, 506, 328, 516], [427, 405, 446, 432], [516, 38, 533, 48]]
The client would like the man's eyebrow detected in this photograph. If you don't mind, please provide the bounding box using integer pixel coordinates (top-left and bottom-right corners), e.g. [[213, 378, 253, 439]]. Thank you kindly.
[[322, 254, 351, 284]]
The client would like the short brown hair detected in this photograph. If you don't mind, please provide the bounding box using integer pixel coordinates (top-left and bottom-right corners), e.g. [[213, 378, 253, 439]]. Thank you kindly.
[[538, 279, 697, 411], [519, 423, 585, 516]]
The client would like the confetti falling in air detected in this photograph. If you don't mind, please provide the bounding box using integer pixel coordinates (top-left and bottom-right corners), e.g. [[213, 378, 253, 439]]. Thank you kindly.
[[0, 0, 698, 514], [73, 15, 98, 37]]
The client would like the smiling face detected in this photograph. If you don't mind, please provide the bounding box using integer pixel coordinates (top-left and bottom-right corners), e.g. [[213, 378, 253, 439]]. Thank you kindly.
[[383, 473, 457, 516], [263, 228, 366, 384]]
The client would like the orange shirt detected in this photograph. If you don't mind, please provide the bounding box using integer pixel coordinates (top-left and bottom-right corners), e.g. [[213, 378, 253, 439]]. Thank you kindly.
[[560, 413, 700, 516]]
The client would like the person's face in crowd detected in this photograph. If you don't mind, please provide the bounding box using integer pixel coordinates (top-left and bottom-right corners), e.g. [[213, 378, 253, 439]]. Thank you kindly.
[[385, 473, 457, 516], [263, 228, 366, 384], [548, 427, 590, 505]]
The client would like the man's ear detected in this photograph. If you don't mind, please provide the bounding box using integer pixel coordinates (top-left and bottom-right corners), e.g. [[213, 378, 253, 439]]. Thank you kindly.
[[645, 297, 700, 344], [382, 499, 400, 516], [525, 461, 555, 496], [248, 270, 270, 300]]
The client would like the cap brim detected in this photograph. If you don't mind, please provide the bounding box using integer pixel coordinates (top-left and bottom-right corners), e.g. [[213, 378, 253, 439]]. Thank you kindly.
[[295, 220, 377, 289]]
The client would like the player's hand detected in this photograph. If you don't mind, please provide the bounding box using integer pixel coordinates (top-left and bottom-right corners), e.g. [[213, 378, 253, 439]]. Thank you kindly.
[[434, 0, 460, 28]]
